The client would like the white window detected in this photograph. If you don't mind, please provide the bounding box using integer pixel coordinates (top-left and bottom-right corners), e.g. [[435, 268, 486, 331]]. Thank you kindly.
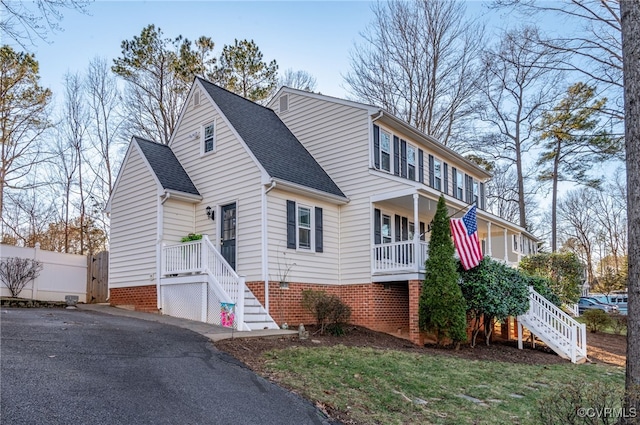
[[456, 172, 464, 199], [380, 131, 391, 172], [408, 222, 415, 240], [382, 214, 391, 244], [473, 181, 479, 205], [434, 159, 442, 190], [203, 122, 215, 154], [297, 206, 312, 250], [407, 145, 416, 180]]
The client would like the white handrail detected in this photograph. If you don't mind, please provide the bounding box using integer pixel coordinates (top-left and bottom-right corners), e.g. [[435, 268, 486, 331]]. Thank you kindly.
[[522, 286, 587, 362], [372, 240, 429, 273]]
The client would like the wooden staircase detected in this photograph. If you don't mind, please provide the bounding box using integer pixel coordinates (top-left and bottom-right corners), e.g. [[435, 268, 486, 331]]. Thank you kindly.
[[517, 287, 588, 364]]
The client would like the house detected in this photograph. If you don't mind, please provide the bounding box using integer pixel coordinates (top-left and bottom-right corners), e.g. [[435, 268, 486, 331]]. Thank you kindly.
[[106, 77, 540, 345]]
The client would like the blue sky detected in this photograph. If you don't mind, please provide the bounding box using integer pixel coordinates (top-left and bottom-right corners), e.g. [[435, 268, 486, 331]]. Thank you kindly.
[[31, 1, 376, 100], [29, 0, 505, 102]]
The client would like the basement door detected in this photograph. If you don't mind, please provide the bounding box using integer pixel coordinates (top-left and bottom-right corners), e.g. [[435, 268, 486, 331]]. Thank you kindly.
[[220, 203, 236, 270]]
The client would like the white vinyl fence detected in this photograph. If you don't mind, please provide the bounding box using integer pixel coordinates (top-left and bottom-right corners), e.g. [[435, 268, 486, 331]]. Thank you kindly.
[[0, 243, 87, 302]]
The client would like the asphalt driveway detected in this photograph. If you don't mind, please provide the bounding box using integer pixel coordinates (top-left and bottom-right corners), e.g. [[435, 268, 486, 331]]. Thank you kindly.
[[1, 308, 334, 425]]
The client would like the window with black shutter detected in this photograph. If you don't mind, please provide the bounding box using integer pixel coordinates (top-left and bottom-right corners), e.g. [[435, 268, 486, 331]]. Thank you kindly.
[[393, 136, 400, 176], [428, 154, 435, 187], [315, 207, 323, 252], [373, 125, 380, 169], [400, 140, 407, 178], [418, 149, 424, 183], [443, 163, 449, 195]]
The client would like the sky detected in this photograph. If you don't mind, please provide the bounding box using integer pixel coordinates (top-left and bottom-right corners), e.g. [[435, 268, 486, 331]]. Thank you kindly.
[[25, 0, 501, 103]]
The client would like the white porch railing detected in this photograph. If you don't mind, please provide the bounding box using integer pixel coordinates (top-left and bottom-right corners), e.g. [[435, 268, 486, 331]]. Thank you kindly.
[[161, 235, 247, 330], [518, 286, 587, 363], [372, 241, 429, 274]]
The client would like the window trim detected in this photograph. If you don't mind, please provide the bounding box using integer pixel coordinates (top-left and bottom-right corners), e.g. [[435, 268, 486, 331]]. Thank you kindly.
[[296, 204, 314, 251], [201, 120, 216, 156], [433, 157, 442, 191], [379, 130, 392, 172]]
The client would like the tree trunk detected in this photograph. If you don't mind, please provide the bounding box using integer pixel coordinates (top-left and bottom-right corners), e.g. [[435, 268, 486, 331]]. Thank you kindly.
[[551, 139, 561, 252], [621, 1, 640, 422]]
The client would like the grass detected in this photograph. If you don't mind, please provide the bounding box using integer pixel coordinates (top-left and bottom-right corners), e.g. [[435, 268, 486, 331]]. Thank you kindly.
[[264, 346, 625, 425]]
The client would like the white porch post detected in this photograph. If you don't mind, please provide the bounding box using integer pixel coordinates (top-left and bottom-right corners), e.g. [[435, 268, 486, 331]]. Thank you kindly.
[[503, 228, 508, 262], [413, 193, 419, 271], [487, 221, 492, 257]]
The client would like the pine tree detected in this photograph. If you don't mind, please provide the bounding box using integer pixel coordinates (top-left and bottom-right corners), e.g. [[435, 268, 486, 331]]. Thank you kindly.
[[419, 195, 467, 347]]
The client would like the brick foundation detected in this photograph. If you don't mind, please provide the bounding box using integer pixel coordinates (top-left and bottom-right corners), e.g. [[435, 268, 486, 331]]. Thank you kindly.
[[110, 285, 158, 313], [245, 281, 411, 340]]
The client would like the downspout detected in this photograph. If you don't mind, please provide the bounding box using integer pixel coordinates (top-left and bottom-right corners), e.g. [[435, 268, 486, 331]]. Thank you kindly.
[[262, 180, 277, 312], [157, 193, 168, 312]]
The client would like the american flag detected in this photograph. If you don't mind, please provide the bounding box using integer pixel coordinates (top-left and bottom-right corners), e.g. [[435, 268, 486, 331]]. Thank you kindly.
[[450, 205, 483, 270]]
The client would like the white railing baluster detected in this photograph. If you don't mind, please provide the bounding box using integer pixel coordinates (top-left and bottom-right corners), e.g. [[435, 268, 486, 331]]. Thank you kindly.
[[518, 286, 587, 363], [372, 240, 429, 274]]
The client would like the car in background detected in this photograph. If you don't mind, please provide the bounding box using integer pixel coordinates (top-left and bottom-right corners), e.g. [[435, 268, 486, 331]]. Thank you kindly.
[[578, 297, 618, 315], [588, 293, 627, 315]]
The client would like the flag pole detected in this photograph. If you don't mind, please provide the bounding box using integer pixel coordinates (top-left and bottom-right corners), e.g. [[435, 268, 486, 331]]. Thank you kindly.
[[426, 199, 477, 233]]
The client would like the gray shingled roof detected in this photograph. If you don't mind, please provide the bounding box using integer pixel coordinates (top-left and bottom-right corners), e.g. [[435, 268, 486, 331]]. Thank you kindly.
[[134, 136, 200, 196], [198, 78, 346, 199]]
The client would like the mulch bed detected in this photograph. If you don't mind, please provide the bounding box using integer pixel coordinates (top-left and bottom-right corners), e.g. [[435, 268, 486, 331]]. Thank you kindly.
[[214, 325, 627, 378]]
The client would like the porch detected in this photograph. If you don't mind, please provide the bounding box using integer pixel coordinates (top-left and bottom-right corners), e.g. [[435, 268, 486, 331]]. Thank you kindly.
[[160, 235, 278, 331]]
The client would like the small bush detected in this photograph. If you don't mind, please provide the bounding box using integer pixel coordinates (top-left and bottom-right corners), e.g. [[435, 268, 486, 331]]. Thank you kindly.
[[582, 309, 612, 333], [301, 290, 351, 335], [180, 233, 202, 242], [538, 381, 624, 425], [610, 313, 628, 335], [0, 257, 43, 298]]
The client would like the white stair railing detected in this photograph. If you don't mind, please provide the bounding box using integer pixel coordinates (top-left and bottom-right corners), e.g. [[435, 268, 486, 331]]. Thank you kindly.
[[518, 286, 587, 363], [200, 235, 246, 331]]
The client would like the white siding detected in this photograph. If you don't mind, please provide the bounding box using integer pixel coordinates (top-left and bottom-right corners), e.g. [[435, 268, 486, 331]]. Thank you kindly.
[[277, 93, 413, 284], [162, 199, 195, 244], [109, 147, 159, 289], [170, 88, 264, 281], [267, 188, 339, 284]]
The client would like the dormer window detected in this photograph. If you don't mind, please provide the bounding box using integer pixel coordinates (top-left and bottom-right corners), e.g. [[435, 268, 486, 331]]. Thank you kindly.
[[202, 122, 215, 154]]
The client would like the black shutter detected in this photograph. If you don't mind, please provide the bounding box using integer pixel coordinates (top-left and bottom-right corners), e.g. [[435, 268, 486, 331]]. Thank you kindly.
[[374, 209, 381, 244], [452, 167, 458, 199], [418, 149, 424, 183], [479, 182, 485, 210], [286, 200, 296, 249], [420, 222, 426, 241], [466, 174, 473, 203], [394, 215, 401, 242], [443, 163, 449, 195], [373, 125, 380, 169], [400, 139, 407, 178], [393, 136, 400, 176], [428, 154, 435, 187], [315, 207, 323, 252], [401, 217, 408, 240]]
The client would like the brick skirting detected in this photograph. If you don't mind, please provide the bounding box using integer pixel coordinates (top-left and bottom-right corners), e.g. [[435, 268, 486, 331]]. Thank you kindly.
[[110, 285, 158, 313], [245, 281, 422, 343]]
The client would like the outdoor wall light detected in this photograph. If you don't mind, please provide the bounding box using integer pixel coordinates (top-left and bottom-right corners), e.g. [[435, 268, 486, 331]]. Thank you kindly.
[[206, 206, 214, 221]]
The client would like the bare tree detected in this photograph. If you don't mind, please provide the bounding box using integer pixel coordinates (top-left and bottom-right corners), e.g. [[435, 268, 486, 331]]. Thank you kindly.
[[0, 0, 91, 48], [557, 188, 597, 286], [345, 0, 484, 148], [0, 46, 52, 238], [85, 56, 124, 242], [475, 26, 564, 229], [278, 69, 317, 92], [621, 0, 640, 418], [493, 0, 623, 122]]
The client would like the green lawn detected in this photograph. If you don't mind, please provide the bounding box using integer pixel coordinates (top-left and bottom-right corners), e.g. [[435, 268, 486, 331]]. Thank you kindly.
[[264, 346, 624, 425]]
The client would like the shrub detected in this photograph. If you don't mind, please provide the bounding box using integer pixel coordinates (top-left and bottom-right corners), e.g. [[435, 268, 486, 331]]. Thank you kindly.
[[538, 381, 624, 425], [0, 257, 43, 298], [420, 195, 467, 347], [610, 313, 627, 335], [458, 257, 529, 347], [582, 309, 612, 333], [301, 290, 351, 335], [180, 233, 202, 242]]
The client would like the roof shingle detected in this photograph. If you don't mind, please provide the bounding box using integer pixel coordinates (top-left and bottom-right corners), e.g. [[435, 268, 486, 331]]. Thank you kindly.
[[135, 136, 200, 196], [198, 78, 345, 199]]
